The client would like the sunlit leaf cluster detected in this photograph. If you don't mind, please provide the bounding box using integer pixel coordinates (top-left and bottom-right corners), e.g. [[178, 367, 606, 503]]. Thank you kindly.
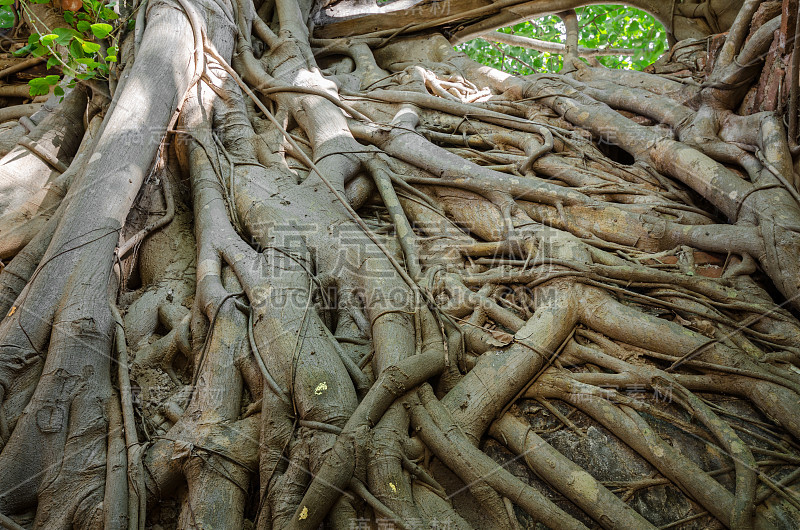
[[5, 0, 123, 96], [458, 5, 667, 75]]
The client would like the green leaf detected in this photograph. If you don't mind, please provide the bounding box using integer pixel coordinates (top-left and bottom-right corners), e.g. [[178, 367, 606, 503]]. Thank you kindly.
[[47, 56, 60, 69], [13, 43, 34, 56], [78, 39, 101, 54], [0, 0, 14, 6], [31, 0, 50, 4], [70, 38, 85, 58], [90, 22, 113, 39], [0, 6, 12, 30], [54, 27, 81, 45], [31, 44, 49, 57], [77, 20, 91, 32], [76, 57, 99, 67], [28, 77, 53, 96], [54, 86, 64, 97], [40, 34, 59, 46], [100, 8, 118, 20], [28, 86, 49, 97], [63, 11, 74, 24], [105, 54, 117, 62]]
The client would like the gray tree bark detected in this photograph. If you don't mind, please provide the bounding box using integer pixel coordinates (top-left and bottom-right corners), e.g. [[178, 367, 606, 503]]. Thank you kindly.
[[0, 0, 799, 528]]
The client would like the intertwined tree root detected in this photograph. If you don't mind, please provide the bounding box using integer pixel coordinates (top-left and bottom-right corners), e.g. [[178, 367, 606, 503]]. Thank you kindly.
[[0, 0, 799, 528]]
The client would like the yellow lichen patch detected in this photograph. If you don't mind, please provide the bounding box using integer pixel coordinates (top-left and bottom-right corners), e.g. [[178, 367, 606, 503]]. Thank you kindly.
[[299, 506, 308, 520], [396, 222, 408, 238], [7, 306, 15, 317], [314, 382, 328, 395], [569, 471, 599, 503], [389, 482, 397, 493]]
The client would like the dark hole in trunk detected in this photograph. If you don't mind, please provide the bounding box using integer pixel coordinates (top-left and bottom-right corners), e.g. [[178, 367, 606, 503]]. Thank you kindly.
[[597, 139, 635, 165]]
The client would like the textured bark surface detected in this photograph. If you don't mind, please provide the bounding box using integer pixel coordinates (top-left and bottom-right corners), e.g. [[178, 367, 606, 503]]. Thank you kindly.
[[0, 0, 799, 528]]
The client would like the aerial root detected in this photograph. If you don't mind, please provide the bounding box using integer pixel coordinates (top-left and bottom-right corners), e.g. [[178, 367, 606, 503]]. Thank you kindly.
[[412, 384, 589, 529], [530, 373, 777, 529], [490, 413, 656, 529], [6, 3, 800, 527]]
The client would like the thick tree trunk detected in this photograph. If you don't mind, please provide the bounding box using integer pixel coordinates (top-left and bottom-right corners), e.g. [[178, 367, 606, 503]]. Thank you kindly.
[[0, 0, 799, 528]]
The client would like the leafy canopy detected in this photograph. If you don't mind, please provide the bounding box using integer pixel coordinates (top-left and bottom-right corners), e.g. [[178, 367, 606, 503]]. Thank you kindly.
[[3, 0, 125, 96], [459, 5, 667, 74]]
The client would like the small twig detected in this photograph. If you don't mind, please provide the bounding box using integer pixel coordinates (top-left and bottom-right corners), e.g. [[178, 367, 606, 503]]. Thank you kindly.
[[535, 396, 584, 438], [490, 40, 536, 74], [110, 304, 146, 530], [117, 174, 175, 258], [0, 55, 45, 79], [18, 137, 69, 173], [247, 308, 291, 404], [0, 511, 26, 530], [349, 477, 412, 530]]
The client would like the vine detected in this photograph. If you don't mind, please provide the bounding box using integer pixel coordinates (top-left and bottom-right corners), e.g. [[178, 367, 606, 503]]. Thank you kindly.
[[7, 0, 125, 95]]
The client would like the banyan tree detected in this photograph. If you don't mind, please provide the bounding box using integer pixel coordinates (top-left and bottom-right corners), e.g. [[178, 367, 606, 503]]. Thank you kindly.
[[0, 0, 799, 528]]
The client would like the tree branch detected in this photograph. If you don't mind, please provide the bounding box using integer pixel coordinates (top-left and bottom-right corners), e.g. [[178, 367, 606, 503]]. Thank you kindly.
[[481, 30, 635, 57]]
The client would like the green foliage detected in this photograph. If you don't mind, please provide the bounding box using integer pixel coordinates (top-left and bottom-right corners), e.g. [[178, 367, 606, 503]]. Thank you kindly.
[[458, 5, 667, 75], [578, 5, 667, 70], [28, 73, 59, 95], [0, 0, 14, 30], [12, 0, 122, 96]]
